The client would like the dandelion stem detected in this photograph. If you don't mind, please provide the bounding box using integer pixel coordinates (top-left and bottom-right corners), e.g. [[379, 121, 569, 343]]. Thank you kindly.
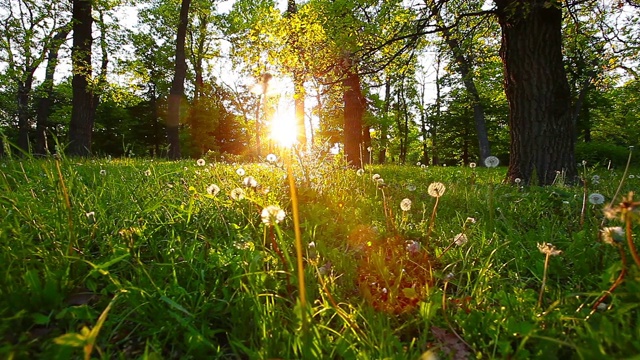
[[538, 253, 550, 308], [426, 196, 440, 243], [592, 246, 627, 310]]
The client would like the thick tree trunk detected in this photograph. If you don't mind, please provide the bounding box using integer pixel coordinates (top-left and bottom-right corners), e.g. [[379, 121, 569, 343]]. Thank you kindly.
[[68, 0, 94, 157], [496, 0, 576, 185], [343, 64, 365, 167], [167, 0, 191, 160], [36, 28, 70, 155]]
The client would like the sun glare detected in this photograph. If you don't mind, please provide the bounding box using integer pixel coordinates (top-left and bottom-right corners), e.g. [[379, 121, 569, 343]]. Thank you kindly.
[[271, 101, 298, 148]]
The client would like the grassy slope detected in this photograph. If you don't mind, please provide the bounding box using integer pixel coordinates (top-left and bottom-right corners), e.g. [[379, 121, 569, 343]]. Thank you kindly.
[[0, 154, 639, 359]]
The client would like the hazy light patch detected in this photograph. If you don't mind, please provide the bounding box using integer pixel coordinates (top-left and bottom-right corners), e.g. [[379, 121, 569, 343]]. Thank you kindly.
[[271, 99, 297, 148]]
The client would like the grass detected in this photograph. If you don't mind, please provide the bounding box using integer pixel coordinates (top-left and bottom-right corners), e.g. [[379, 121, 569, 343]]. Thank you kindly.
[[0, 150, 639, 359]]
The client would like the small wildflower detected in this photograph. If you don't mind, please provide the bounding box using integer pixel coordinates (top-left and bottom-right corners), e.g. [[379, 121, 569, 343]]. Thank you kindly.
[[236, 168, 245, 176], [600, 226, 625, 245], [261, 205, 286, 225], [469, 162, 476, 168], [266, 154, 277, 163], [406, 184, 417, 192], [588, 193, 605, 205], [453, 233, 468, 246], [405, 240, 420, 253], [514, 178, 522, 185], [99, 169, 106, 176], [206, 184, 220, 196], [230, 188, 245, 200], [243, 176, 258, 188], [372, 173, 381, 181], [144, 169, 151, 176], [356, 168, 365, 176], [400, 198, 412, 211], [582, 160, 587, 166], [537, 243, 562, 256], [427, 182, 446, 197], [484, 156, 500, 168], [196, 158, 205, 166]]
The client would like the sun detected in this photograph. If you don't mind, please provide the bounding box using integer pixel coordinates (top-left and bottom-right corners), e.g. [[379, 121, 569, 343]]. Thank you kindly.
[[270, 100, 298, 148]]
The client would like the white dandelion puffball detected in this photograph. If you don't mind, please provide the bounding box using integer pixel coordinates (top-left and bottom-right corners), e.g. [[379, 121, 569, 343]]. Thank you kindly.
[[266, 154, 277, 163], [356, 169, 365, 176], [230, 188, 245, 200], [196, 158, 206, 166], [469, 162, 476, 168], [236, 168, 245, 176], [427, 182, 446, 197], [400, 198, 412, 211], [261, 205, 286, 225], [514, 178, 522, 184], [144, 169, 152, 176], [484, 156, 500, 168], [243, 176, 258, 188], [206, 184, 220, 196], [372, 173, 381, 181], [588, 193, 605, 205], [99, 169, 107, 176], [453, 233, 468, 246], [406, 184, 417, 192]]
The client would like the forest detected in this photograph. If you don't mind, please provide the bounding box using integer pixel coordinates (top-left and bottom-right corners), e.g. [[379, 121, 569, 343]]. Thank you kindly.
[[1, 0, 638, 181], [1, 1, 640, 359]]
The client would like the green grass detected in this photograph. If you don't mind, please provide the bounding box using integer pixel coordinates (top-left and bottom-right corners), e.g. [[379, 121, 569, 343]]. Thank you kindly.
[[0, 152, 639, 359]]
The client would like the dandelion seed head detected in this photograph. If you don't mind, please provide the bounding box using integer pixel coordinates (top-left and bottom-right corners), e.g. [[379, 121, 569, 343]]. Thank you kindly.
[[261, 205, 286, 225], [466, 217, 476, 224], [400, 198, 412, 211], [236, 168, 245, 176], [196, 158, 206, 166], [416, 161, 421, 166], [230, 188, 245, 200], [469, 162, 476, 168], [372, 173, 381, 181], [427, 182, 446, 197], [206, 184, 220, 196], [144, 169, 151, 176], [406, 184, 417, 192], [588, 193, 605, 205], [453, 233, 468, 246], [421, 164, 427, 169], [600, 226, 624, 245], [537, 242, 562, 256], [484, 156, 500, 168], [99, 169, 106, 176], [266, 154, 277, 163], [356, 169, 365, 176], [514, 178, 522, 184], [243, 176, 258, 188], [405, 240, 420, 253], [630, 175, 636, 179], [596, 302, 608, 311]]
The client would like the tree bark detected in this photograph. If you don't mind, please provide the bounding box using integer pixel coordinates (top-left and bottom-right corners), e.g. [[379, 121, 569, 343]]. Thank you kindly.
[[167, 0, 191, 160], [68, 0, 94, 157], [496, 0, 576, 185], [35, 27, 70, 155], [17, 72, 35, 153], [343, 59, 365, 167], [377, 80, 391, 164]]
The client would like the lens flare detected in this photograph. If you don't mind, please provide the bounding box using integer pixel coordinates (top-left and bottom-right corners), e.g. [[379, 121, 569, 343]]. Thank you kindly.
[[271, 100, 298, 148]]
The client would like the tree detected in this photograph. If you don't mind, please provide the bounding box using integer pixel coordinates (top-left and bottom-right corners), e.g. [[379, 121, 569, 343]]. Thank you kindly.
[[167, 0, 191, 159], [495, 1, 576, 184], [68, 0, 94, 156]]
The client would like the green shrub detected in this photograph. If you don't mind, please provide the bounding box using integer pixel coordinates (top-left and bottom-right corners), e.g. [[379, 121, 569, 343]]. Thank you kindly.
[[575, 141, 637, 167]]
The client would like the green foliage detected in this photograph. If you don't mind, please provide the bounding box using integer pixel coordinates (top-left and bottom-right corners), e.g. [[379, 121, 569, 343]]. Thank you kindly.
[[575, 142, 639, 168]]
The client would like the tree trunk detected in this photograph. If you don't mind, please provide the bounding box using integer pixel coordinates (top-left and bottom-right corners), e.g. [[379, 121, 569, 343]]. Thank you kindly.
[[377, 80, 391, 164], [167, 0, 191, 160], [496, 0, 576, 185], [343, 60, 365, 167], [68, 0, 94, 157], [436, 11, 492, 164], [17, 73, 34, 153], [36, 27, 70, 155]]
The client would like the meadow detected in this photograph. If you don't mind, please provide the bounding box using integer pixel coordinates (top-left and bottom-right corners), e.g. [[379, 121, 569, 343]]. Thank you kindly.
[[0, 149, 639, 359]]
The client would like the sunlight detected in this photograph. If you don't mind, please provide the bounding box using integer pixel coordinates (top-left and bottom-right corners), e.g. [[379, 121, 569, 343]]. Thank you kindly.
[[270, 100, 298, 148]]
